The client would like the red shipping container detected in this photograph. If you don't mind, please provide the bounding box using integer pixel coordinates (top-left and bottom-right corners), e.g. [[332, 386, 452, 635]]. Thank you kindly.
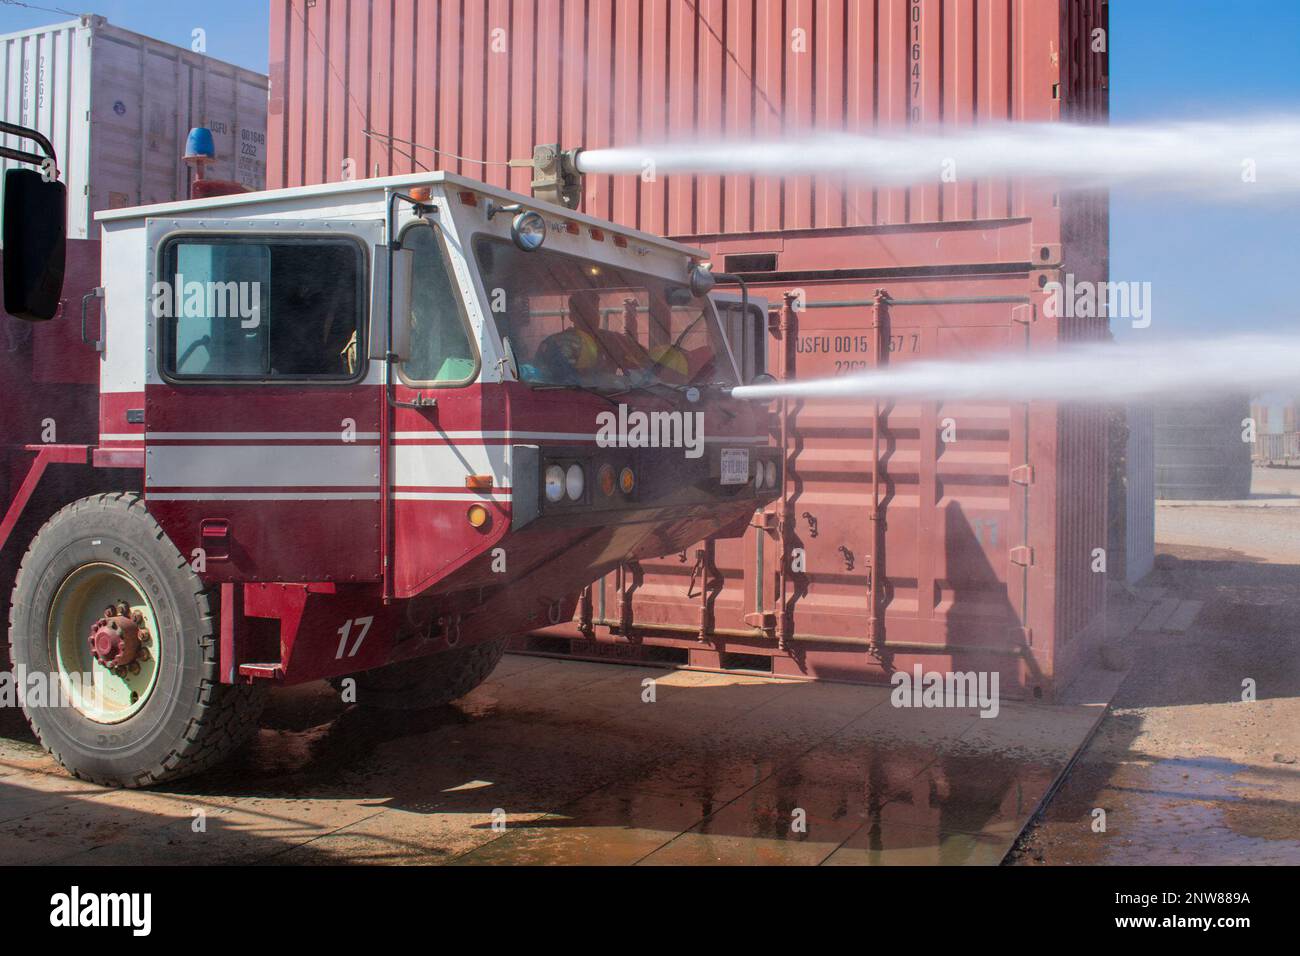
[[267, 0, 1110, 699]]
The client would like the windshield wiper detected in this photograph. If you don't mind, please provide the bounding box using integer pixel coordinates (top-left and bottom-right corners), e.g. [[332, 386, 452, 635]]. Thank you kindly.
[[530, 382, 623, 407]]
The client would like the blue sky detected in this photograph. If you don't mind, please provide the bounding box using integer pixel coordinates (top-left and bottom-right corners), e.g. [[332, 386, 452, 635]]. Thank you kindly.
[[0, 1, 268, 72], [1109, 1, 1300, 342], [2, 0, 1296, 343]]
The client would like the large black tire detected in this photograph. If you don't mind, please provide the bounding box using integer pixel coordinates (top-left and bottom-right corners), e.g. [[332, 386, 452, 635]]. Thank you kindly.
[[334, 638, 507, 710], [7, 493, 265, 788]]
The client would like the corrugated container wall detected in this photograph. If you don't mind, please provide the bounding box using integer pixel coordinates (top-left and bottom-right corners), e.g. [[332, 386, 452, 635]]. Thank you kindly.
[[0, 15, 269, 241], [268, 0, 1110, 699], [269, 1, 1107, 227]]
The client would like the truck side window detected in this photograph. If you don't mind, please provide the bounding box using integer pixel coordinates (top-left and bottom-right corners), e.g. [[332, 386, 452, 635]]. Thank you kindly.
[[716, 301, 768, 383], [399, 224, 477, 384], [160, 236, 365, 381]]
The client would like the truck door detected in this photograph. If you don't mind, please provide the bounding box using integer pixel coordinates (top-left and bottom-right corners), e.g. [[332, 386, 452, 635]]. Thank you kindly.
[[142, 218, 386, 583]]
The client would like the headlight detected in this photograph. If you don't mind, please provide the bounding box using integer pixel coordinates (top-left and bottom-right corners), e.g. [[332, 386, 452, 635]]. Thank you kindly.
[[565, 463, 585, 501], [511, 210, 547, 251], [764, 460, 778, 489], [619, 466, 636, 494], [544, 464, 565, 502], [755, 462, 766, 489]]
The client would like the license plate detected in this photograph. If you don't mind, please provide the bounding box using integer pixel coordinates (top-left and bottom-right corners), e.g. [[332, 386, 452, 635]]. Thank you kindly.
[[720, 448, 750, 485]]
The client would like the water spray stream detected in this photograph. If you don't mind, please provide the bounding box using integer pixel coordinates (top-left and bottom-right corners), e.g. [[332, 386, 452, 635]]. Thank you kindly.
[[731, 334, 1300, 404], [578, 119, 1300, 199]]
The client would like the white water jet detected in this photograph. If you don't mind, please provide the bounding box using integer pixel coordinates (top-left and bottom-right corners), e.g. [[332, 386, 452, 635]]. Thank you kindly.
[[731, 334, 1300, 404], [578, 118, 1300, 199]]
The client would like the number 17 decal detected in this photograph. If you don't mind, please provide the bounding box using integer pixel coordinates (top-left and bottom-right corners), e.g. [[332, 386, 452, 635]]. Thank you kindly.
[[335, 616, 374, 659]]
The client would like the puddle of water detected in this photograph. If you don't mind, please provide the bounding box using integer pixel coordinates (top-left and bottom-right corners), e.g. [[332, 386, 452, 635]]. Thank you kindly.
[[1, 662, 1103, 865], [1015, 756, 1300, 865]]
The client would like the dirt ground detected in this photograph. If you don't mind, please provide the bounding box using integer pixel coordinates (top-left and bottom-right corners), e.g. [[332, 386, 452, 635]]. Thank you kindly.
[[1008, 468, 1300, 864]]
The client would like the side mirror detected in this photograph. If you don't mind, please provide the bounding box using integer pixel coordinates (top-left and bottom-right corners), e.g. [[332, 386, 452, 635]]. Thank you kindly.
[[688, 264, 716, 298], [3, 168, 67, 321], [389, 247, 414, 362]]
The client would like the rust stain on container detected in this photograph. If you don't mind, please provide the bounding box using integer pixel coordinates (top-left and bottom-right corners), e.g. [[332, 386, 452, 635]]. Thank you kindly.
[[268, 0, 1110, 699]]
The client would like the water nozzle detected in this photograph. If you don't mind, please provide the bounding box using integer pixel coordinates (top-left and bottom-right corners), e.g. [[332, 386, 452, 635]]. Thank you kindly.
[[525, 143, 585, 209]]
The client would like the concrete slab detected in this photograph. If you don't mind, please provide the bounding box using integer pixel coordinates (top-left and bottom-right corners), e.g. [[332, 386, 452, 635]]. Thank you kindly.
[[824, 820, 1008, 866], [453, 789, 705, 865], [1161, 600, 1204, 633], [0, 654, 1119, 866], [1138, 597, 1181, 631]]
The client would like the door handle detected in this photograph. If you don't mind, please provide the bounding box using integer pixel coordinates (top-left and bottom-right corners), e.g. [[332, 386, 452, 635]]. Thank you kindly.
[[81, 287, 104, 352]]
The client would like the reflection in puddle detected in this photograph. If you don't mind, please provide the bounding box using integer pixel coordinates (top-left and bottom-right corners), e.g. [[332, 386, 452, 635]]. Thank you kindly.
[[2, 664, 1106, 865]]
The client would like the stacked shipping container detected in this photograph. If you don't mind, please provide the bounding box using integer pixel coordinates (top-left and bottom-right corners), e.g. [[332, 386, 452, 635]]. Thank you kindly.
[[267, 0, 1110, 699], [0, 15, 268, 240]]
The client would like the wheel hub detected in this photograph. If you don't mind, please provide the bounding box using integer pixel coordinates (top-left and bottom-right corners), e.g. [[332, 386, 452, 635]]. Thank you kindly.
[[87, 601, 152, 675]]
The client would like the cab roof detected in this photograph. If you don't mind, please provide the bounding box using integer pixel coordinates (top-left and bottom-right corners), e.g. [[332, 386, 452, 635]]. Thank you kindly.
[[95, 170, 708, 260]]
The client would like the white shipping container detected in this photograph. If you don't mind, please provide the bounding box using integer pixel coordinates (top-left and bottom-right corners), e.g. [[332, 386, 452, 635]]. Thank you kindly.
[[0, 15, 268, 241]]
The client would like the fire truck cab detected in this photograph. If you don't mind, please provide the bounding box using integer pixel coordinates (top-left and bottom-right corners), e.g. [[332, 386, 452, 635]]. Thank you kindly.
[[1, 134, 779, 787]]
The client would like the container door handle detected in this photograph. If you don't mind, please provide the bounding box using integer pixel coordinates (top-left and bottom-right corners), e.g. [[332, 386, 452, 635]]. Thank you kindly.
[[81, 287, 104, 352]]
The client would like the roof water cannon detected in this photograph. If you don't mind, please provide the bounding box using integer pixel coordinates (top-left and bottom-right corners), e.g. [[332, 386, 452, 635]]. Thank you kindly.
[[518, 143, 585, 209], [1, 120, 66, 322]]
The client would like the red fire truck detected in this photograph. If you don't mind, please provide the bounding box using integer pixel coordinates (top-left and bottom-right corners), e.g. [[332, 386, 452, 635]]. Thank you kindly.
[[1, 125, 778, 787]]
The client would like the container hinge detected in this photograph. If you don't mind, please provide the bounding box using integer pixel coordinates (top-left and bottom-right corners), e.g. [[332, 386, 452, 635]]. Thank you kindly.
[[1010, 464, 1035, 486], [1010, 545, 1035, 567]]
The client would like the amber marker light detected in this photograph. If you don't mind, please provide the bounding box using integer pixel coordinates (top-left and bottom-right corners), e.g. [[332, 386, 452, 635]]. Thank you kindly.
[[467, 504, 490, 528], [598, 464, 616, 497], [619, 466, 636, 494]]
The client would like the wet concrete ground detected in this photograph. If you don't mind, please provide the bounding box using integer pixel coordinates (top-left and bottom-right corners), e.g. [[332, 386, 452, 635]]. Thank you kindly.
[[1009, 471, 1300, 865], [5, 471, 1294, 866], [0, 657, 1105, 865]]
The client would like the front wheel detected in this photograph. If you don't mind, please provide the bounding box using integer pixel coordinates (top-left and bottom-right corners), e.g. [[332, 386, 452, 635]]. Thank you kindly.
[[333, 638, 507, 710], [7, 493, 265, 788]]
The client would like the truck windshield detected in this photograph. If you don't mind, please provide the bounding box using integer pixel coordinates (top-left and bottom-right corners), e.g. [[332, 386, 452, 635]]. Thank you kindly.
[[473, 235, 738, 391]]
